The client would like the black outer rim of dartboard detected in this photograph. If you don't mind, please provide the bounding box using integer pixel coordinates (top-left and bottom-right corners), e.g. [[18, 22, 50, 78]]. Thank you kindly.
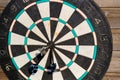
[[0, 0, 112, 80]]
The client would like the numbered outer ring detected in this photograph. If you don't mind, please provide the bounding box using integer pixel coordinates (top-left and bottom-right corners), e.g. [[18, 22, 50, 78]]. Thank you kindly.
[[0, 0, 112, 80]]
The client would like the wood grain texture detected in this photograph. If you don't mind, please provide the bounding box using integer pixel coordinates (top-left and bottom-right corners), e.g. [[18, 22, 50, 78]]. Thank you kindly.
[[0, 0, 120, 80], [0, 0, 119, 8], [95, 0, 120, 8]]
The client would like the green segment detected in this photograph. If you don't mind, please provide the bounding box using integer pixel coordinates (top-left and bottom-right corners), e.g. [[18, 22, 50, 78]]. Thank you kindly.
[[24, 37, 28, 45], [38, 65, 45, 71], [27, 78, 31, 80], [29, 23, 36, 30], [8, 32, 12, 45], [27, 53, 32, 60], [63, 2, 76, 9], [15, 9, 25, 20], [75, 45, 79, 54], [86, 19, 94, 32], [36, 0, 49, 4], [67, 61, 73, 67], [11, 58, 19, 70], [93, 46, 98, 60], [42, 17, 50, 21], [78, 71, 88, 80], [58, 18, 66, 25], [71, 29, 77, 37]]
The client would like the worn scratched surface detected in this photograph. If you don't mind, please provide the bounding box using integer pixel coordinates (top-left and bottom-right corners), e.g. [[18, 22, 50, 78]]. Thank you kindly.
[[0, 0, 120, 80]]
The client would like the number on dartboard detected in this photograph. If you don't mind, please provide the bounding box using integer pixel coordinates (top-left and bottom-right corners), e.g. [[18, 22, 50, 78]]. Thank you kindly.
[[5, 64, 12, 71], [3, 17, 9, 24], [23, 0, 29, 3], [95, 18, 102, 25], [10, 5, 17, 13]]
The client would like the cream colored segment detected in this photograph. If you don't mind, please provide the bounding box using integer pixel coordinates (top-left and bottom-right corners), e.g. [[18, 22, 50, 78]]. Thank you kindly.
[[10, 32, 24, 45], [69, 62, 86, 79], [27, 38, 46, 45], [53, 72, 64, 80], [14, 54, 30, 68], [59, 4, 75, 21], [17, 11, 34, 28], [37, 2, 50, 18], [29, 69, 44, 80], [32, 26, 48, 42], [79, 46, 94, 59], [74, 20, 91, 36], [43, 21, 51, 40], [55, 31, 73, 44], [56, 45, 75, 53], [53, 22, 65, 41]]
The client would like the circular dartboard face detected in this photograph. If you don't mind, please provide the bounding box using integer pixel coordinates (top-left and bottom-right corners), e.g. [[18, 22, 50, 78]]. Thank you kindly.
[[0, 0, 112, 80]]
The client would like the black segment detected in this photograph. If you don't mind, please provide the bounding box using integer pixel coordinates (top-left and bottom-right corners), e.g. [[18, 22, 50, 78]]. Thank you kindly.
[[11, 45, 25, 57], [50, 21, 57, 41], [75, 55, 92, 70], [55, 47, 74, 60], [20, 61, 33, 77], [26, 5, 41, 22], [53, 50, 66, 68], [42, 71, 53, 80], [50, 2, 62, 18], [54, 25, 70, 42], [67, 11, 84, 28], [27, 45, 43, 52], [45, 49, 52, 69], [37, 22, 49, 41], [78, 33, 94, 45], [28, 31, 47, 43], [61, 69, 77, 80], [12, 21, 28, 36]]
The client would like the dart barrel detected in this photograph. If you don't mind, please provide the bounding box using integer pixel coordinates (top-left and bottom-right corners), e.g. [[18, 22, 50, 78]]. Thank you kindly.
[[0, 0, 112, 80]]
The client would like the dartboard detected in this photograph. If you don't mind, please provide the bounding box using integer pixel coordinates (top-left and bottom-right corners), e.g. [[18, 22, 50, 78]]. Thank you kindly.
[[0, 0, 112, 80]]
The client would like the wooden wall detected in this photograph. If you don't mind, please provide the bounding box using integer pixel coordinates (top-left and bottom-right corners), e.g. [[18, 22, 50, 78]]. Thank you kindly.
[[0, 0, 120, 80]]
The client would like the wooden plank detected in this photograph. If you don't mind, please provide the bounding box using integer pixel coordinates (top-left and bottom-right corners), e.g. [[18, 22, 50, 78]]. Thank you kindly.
[[105, 72, 120, 77], [0, 0, 10, 8], [102, 8, 120, 18], [107, 51, 120, 73], [108, 17, 120, 28], [103, 72, 120, 80], [103, 76, 120, 80], [0, 0, 120, 8], [102, 8, 120, 28], [0, 66, 8, 80], [94, 0, 120, 8], [112, 29, 120, 51]]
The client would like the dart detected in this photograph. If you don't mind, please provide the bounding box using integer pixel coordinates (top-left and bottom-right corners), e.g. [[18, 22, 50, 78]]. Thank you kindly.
[[28, 46, 48, 75], [29, 43, 57, 75]]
